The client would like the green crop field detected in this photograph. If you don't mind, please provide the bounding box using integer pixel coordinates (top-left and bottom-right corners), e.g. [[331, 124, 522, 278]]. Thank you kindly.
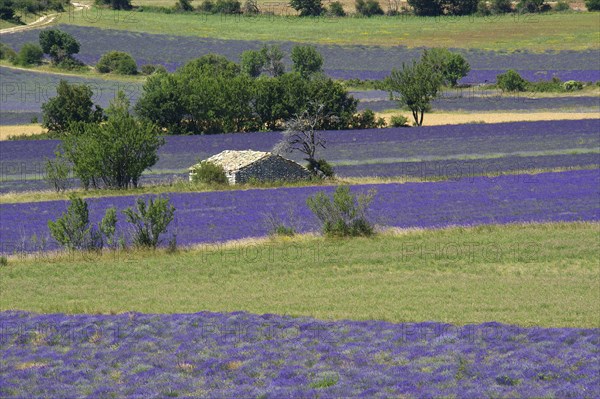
[[60, 9, 600, 51], [2, 222, 599, 327]]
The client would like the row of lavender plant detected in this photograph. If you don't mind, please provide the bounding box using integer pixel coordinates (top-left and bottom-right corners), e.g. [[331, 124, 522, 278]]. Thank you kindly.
[[1, 169, 598, 254]]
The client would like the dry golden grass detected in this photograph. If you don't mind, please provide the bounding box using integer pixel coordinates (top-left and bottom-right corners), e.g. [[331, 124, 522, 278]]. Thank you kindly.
[[377, 111, 600, 126], [0, 124, 46, 140]]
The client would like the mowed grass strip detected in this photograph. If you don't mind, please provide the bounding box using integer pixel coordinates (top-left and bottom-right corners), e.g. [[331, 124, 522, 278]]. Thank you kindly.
[[1, 222, 598, 327], [62, 10, 600, 51]]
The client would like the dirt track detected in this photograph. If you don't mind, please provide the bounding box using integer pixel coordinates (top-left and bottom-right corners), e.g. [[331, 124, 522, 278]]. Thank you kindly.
[[0, 3, 90, 35]]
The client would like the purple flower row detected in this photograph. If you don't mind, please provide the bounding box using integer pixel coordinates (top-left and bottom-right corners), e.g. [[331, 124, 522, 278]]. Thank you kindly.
[[1, 310, 598, 398], [1, 169, 598, 254]]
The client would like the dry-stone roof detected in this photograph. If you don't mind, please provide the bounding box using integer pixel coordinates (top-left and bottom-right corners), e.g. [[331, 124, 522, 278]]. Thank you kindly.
[[205, 150, 272, 171]]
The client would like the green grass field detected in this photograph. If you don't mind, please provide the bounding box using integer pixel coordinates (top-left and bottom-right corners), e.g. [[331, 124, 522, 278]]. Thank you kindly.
[[2, 222, 598, 327], [60, 9, 600, 51]]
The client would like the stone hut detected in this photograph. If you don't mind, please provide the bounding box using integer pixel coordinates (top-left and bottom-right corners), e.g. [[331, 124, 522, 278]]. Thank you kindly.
[[189, 150, 311, 185]]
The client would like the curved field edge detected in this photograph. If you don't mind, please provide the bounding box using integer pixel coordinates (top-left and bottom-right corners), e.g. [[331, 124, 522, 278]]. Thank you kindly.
[[1, 222, 599, 328], [56, 10, 600, 51]]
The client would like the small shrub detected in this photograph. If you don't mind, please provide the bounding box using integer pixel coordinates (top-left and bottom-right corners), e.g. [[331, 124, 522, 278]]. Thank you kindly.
[[44, 154, 71, 192], [56, 57, 86, 71], [243, 0, 260, 13], [328, 1, 346, 15], [0, 256, 7, 266], [13, 43, 43, 66], [527, 77, 564, 92], [96, 51, 137, 75], [496, 69, 528, 92], [491, 0, 512, 13], [48, 195, 92, 251], [306, 185, 376, 237], [30, 116, 38, 123], [190, 161, 228, 184], [140, 64, 167, 75], [0, 42, 17, 61], [355, 0, 384, 16], [307, 159, 335, 178], [122, 196, 176, 249], [99, 207, 118, 248], [213, 0, 241, 13], [175, 0, 194, 11], [390, 115, 409, 127], [553, 1, 569, 11], [563, 80, 584, 91], [352, 109, 386, 129], [586, 0, 600, 10]]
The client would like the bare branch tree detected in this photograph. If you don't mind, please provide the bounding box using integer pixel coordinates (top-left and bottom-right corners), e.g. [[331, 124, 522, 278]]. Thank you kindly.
[[273, 105, 327, 170]]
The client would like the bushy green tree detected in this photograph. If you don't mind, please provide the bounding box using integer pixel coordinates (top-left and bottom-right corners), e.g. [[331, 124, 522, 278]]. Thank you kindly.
[[96, 51, 137, 75], [291, 45, 324, 78], [491, 0, 512, 13], [42, 80, 104, 134], [496, 69, 527, 92], [517, 0, 549, 12], [409, 0, 478, 15], [48, 195, 91, 251], [62, 92, 164, 189], [0, 0, 16, 21], [38, 29, 80, 65], [241, 49, 265, 77], [289, 0, 323, 15], [13, 43, 43, 66], [421, 48, 470, 87], [408, 0, 442, 15], [386, 60, 442, 126]]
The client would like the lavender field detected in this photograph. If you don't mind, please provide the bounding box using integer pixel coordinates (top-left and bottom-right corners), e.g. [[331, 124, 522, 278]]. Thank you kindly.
[[2, 25, 599, 82], [1, 169, 598, 254], [1, 310, 598, 398], [1, 119, 597, 193]]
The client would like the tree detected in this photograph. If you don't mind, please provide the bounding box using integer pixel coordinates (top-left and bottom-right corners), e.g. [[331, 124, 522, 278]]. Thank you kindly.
[[261, 45, 285, 77], [61, 92, 164, 189], [421, 48, 470, 87], [38, 29, 80, 65], [240, 49, 265, 78], [291, 45, 323, 78], [386, 60, 442, 126], [409, 0, 478, 15], [96, 51, 138, 75], [496, 69, 528, 92], [273, 105, 328, 176], [517, 0, 549, 12], [0, 0, 16, 21], [13, 43, 43, 66], [444, 0, 477, 14], [42, 80, 104, 134], [289, 0, 324, 15], [135, 73, 188, 135], [48, 196, 91, 251], [491, 0, 512, 13]]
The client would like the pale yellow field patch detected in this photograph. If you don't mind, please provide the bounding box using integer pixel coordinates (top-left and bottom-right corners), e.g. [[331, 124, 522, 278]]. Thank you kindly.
[[0, 124, 46, 140], [377, 111, 600, 126]]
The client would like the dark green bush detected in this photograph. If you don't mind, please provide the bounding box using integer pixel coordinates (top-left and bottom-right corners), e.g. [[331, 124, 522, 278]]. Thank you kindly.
[[96, 51, 137, 75], [175, 0, 194, 11], [140, 64, 167, 75], [351, 109, 386, 129], [563, 80, 584, 91], [527, 77, 563, 92], [355, 0, 384, 16], [496, 69, 527, 92], [0, 42, 16, 61], [328, 1, 346, 15], [586, 0, 600, 10], [190, 161, 228, 184], [122, 196, 176, 249], [307, 158, 335, 178], [0, 256, 7, 266], [213, 0, 241, 13], [306, 185, 376, 237], [13, 43, 43, 66], [390, 115, 409, 127]]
